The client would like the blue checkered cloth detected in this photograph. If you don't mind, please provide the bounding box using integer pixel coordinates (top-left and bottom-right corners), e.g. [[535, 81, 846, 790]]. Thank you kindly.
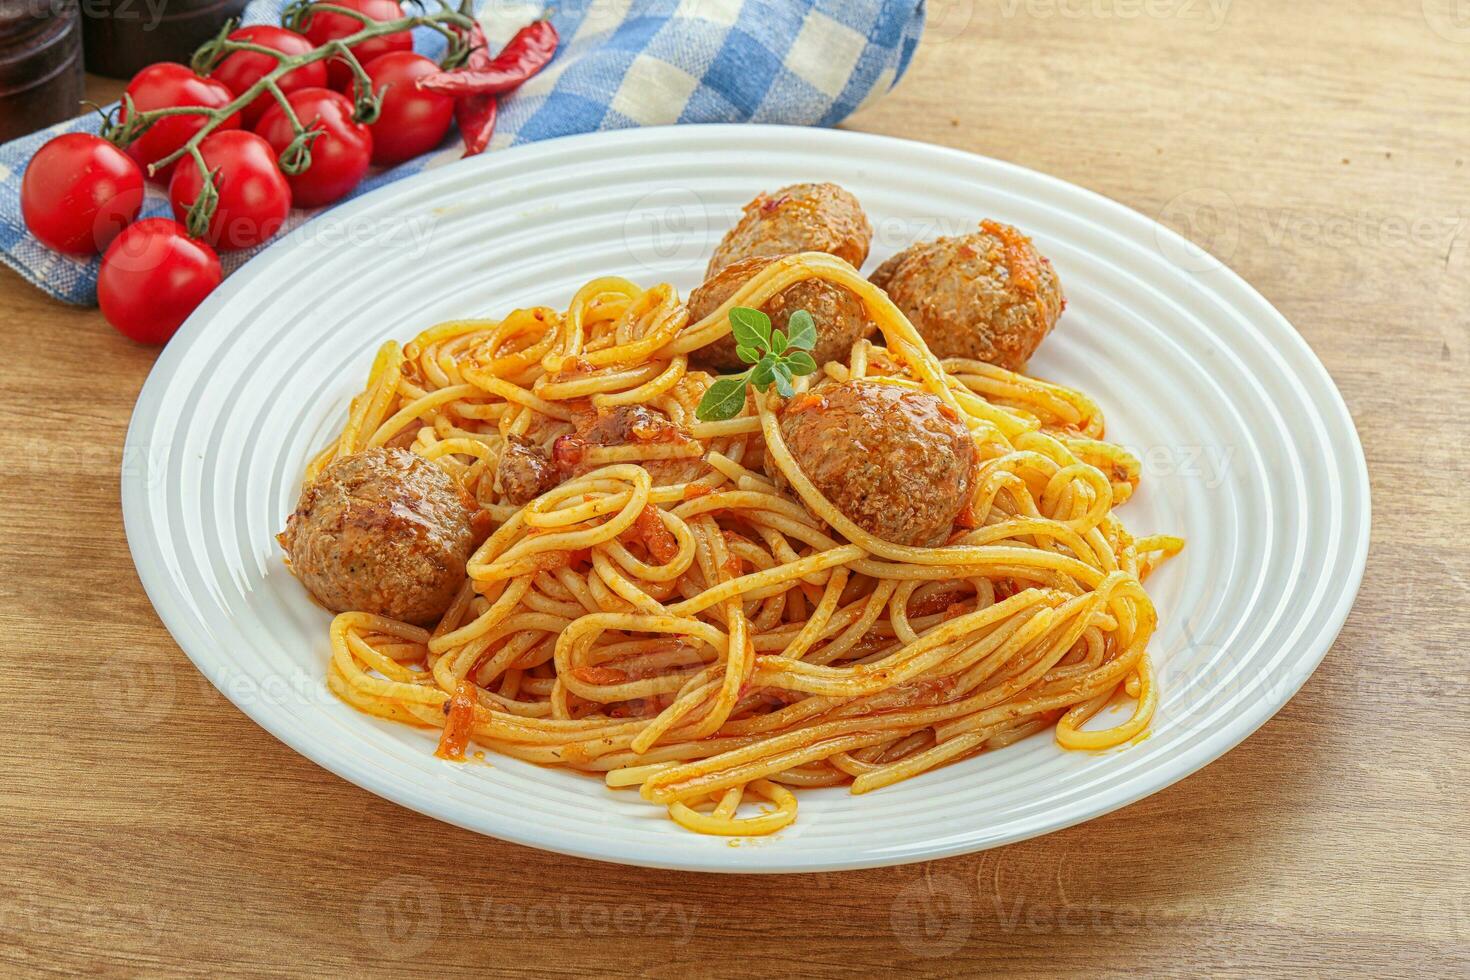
[[0, 0, 923, 305]]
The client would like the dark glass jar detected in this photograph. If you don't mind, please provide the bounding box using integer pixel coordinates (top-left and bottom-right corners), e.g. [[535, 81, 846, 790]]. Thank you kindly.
[[0, 0, 86, 141], [81, 0, 247, 79]]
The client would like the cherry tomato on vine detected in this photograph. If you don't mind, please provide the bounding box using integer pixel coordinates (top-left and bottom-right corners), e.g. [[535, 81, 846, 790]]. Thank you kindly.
[[120, 62, 240, 181], [168, 130, 292, 250], [208, 26, 327, 127], [299, 0, 413, 90], [98, 218, 222, 344], [357, 52, 455, 165], [20, 134, 145, 255], [255, 88, 373, 208]]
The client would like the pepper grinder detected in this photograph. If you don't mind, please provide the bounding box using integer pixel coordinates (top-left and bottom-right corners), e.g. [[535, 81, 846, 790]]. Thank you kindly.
[[82, 0, 247, 79], [0, 0, 86, 142]]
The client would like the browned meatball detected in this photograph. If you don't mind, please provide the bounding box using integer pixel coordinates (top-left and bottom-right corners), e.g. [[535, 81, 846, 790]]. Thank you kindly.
[[578, 404, 684, 446], [772, 381, 975, 547], [548, 404, 691, 479], [707, 182, 872, 277], [493, 434, 558, 506], [278, 448, 486, 626], [870, 220, 1064, 371], [687, 254, 873, 371]]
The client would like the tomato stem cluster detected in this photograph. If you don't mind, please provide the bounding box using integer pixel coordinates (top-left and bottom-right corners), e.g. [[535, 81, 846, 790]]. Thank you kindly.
[[100, 0, 479, 236]]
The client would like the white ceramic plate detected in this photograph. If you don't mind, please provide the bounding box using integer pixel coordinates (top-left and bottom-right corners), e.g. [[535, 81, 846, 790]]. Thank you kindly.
[[122, 125, 1369, 872]]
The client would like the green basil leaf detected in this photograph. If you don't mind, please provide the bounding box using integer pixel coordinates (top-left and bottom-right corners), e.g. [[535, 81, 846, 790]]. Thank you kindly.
[[696, 375, 749, 421], [735, 344, 761, 365], [770, 329, 789, 355], [751, 355, 777, 392], [772, 361, 795, 398], [785, 350, 818, 375], [729, 306, 772, 351], [785, 310, 816, 351]]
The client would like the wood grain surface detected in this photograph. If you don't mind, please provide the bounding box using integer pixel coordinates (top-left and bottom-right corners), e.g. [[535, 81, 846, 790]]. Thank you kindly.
[[3, 2, 1468, 975]]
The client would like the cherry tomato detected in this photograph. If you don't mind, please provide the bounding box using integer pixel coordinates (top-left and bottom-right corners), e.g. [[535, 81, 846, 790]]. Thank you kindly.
[[208, 26, 327, 127], [169, 130, 292, 250], [20, 134, 145, 255], [120, 63, 240, 181], [299, 0, 413, 90], [98, 218, 222, 344], [357, 52, 455, 165], [255, 88, 372, 208]]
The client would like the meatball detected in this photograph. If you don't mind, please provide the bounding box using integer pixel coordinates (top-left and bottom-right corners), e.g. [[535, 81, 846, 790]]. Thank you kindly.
[[869, 220, 1064, 371], [772, 380, 975, 547], [707, 182, 872, 277], [549, 404, 690, 478], [278, 447, 485, 626], [493, 434, 558, 506], [687, 254, 873, 371], [578, 404, 683, 446]]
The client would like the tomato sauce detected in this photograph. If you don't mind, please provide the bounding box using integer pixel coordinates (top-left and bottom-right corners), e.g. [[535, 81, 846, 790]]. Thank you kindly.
[[572, 665, 629, 685], [624, 505, 679, 564], [434, 681, 478, 761]]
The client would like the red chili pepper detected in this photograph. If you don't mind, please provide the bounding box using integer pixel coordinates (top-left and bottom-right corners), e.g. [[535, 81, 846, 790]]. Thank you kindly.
[[418, 19, 559, 98], [453, 21, 498, 156], [463, 20, 495, 69], [457, 96, 497, 157]]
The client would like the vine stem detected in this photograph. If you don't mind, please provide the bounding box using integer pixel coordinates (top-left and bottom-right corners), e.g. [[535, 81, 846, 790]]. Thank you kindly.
[[267, 78, 324, 176], [115, 0, 479, 183], [192, 34, 298, 75], [182, 145, 220, 239]]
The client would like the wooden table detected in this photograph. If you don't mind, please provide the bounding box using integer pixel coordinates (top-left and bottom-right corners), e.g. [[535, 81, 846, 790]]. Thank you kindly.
[[4, 3, 1468, 975]]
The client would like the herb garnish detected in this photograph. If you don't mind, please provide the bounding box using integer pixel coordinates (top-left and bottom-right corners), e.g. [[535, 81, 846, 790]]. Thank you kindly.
[[695, 307, 819, 421]]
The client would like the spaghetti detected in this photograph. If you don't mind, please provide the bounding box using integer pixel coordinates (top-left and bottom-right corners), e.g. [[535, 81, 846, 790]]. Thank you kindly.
[[306, 251, 1182, 836]]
